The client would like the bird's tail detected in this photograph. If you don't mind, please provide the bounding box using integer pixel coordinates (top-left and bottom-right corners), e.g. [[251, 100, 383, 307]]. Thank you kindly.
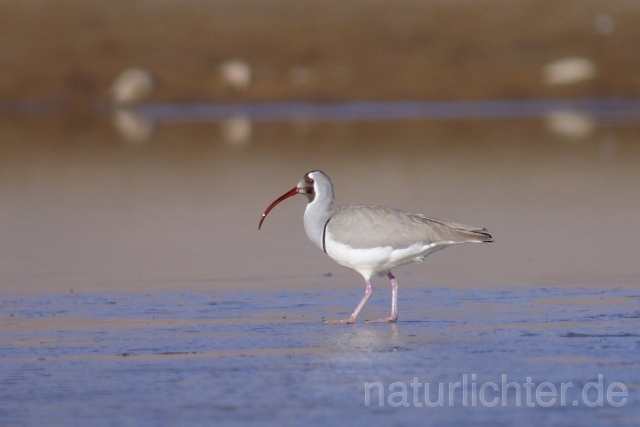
[[427, 217, 494, 243], [469, 227, 493, 243], [454, 226, 493, 243]]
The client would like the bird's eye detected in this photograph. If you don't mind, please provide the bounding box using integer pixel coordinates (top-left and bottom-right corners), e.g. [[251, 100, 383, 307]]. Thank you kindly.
[[306, 178, 314, 184]]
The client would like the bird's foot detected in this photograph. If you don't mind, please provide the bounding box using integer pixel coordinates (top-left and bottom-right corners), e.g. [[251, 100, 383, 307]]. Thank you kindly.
[[365, 315, 398, 324], [322, 318, 355, 325]]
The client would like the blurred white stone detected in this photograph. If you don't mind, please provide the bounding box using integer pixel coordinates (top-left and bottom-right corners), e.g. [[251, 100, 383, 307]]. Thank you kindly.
[[113, 108, 155, 145], [111, 68, 155, 105], [222, 115, 252, 147], [219, 59, 252, 91], [594, 14, 615, 35], [546, 110, 596, 138], [543, 57, 596, 85]]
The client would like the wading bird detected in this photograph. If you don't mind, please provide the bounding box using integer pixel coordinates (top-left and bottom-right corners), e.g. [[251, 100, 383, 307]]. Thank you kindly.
[[259, 171, 492, 324]]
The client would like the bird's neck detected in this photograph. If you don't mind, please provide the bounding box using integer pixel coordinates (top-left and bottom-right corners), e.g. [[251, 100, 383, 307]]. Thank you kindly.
[[303, 192, 334, 250]]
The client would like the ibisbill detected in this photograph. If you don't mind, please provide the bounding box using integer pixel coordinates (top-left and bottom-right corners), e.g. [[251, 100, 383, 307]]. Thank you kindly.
[[259, 170, 493, 324]]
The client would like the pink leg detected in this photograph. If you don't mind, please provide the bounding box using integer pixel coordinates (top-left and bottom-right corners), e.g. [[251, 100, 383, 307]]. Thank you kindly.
[[323, 278, 372, 324], [366, 271, 399, 323]]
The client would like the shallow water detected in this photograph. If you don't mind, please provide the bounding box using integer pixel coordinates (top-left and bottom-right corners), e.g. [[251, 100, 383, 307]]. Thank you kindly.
[[1, 287, 639, 426], [1, 109, 639, 425]]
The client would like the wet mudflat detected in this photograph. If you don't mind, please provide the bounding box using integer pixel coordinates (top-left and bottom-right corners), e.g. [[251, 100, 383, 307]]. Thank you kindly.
[[1, 286, 639, 426]]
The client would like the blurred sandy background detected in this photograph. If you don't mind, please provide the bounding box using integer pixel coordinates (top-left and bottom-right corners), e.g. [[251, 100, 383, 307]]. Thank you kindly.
[[1, 0, 638, 104]]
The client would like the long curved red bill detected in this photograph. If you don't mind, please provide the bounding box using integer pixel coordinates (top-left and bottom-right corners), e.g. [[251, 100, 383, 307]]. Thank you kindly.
[[258, 187, 299, 229]]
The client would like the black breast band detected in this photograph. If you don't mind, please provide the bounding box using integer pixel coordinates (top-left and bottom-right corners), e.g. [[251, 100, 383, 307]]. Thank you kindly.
[[322, 218, 331, 253]]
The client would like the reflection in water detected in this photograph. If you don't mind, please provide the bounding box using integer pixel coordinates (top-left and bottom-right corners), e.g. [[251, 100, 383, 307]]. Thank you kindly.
[[221, 115, 252, 147], [545, 110, 595, 139], [110, 68, 157, 144], [112, 107, 155, 145], [326, 322, 402, 355]]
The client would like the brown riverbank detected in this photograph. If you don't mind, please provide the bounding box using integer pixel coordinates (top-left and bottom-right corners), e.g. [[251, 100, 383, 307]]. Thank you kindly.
[[0, 0, 638, 104]]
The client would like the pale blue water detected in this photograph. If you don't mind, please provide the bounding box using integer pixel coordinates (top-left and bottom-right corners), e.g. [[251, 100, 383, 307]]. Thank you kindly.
[[139, 98, 640, 122], [1, 286, 638, 426], [4, 98, 640, 121]]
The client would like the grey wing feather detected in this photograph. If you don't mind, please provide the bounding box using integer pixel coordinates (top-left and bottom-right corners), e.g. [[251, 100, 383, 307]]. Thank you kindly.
[[327, 205, 492, 250]]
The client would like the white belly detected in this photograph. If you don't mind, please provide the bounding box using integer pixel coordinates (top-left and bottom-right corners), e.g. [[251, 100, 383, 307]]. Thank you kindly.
[[324, 230, 456, 278]]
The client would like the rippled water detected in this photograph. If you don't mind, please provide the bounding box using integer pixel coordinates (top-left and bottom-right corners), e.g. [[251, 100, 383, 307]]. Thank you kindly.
[[1, 287, 639, 426]]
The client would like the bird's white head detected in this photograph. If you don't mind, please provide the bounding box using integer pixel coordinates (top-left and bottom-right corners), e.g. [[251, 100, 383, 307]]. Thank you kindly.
[[258, 170, 334, 230]]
